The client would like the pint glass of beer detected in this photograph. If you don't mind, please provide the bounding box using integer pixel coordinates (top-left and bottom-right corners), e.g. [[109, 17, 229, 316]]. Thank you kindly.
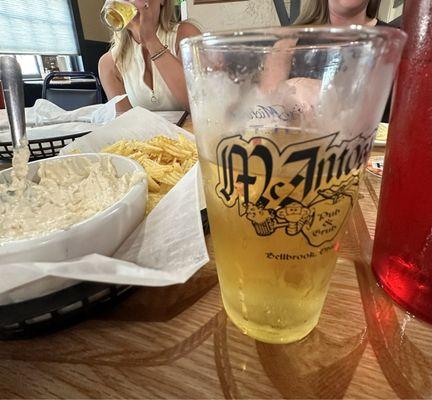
[[101, 0, 137, 31], [181, 27, 406, 343]]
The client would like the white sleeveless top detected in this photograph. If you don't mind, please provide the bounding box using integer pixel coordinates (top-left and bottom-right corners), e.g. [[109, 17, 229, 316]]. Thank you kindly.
[[115, 24, 183, 111]]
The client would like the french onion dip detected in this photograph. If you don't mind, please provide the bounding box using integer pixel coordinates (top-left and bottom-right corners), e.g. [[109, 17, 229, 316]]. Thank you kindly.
[[0, 152, 144, 243]]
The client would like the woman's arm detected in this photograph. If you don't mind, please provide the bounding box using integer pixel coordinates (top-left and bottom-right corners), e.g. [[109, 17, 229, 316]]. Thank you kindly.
[[145, 22, 201, 110], [98, 51, 133, 113]]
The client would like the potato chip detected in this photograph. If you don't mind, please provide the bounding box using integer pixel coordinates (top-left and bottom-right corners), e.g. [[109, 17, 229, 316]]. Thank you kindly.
[[102, 134, 198, 214]]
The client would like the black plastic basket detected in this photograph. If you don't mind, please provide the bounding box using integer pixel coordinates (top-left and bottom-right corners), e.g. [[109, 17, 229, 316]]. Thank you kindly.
[[0, 111, 189, 162], [0, 210, 210, 340], [0, 283, 135, 340], [0, 131, 90, 162]]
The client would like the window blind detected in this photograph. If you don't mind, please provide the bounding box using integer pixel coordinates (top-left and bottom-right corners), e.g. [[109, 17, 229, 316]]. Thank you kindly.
[[0, 0, 79, 55]]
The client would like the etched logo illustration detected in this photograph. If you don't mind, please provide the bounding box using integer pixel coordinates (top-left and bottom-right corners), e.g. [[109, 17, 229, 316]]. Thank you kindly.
[[215, 131, 373, 247]]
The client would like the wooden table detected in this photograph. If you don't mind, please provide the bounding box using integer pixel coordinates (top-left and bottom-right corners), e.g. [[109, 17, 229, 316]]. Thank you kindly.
[[0, 121, 431, 399]]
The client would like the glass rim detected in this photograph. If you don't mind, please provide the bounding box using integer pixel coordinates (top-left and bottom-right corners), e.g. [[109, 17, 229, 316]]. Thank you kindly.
[[180, 25, 407, 53]]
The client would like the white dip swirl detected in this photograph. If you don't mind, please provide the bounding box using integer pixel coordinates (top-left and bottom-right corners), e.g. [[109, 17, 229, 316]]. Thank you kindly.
[[0, 155, 144, 243]]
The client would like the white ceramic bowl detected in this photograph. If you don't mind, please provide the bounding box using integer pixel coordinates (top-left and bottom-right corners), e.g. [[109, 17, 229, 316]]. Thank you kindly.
[[0, 153, 148, 264]]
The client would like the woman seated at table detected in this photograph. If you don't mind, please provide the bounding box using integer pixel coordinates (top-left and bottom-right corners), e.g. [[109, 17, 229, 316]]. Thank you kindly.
[[258, 0, 389, 126], [295, 0, 385, 26], [99, 0, 201, 113], [294, 0, 392, 122]]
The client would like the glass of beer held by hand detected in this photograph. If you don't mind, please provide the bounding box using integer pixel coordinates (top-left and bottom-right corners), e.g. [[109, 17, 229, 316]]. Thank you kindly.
[[181, 27, 406, 343], [101, 0, 137, 31]]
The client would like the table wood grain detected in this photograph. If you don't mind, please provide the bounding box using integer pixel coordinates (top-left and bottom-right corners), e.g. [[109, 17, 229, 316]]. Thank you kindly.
[[0, 122, 431, 399], [0, 162, 10, 171]]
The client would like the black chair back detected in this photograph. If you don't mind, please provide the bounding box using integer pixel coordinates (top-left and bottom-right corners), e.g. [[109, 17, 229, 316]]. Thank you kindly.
[[273, 0, 291, 26], [42, 71, 103, 111]]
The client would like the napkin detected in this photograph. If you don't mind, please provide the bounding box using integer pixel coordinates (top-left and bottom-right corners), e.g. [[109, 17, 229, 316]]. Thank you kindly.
[[0, 96, 126, 142], [0, 108, 209, 304]]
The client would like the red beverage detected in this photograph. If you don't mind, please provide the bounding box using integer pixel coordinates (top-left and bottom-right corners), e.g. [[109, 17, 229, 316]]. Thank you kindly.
[[372, 0, 432, 322]]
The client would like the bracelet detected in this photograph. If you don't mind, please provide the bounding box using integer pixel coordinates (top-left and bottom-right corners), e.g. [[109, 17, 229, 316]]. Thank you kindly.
[[151, 45, 169, 62]]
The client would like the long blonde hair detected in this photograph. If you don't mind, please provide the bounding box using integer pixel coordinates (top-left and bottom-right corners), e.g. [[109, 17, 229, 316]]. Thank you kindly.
[[111, 0, 178, 72], [294, 0, 381, 25]]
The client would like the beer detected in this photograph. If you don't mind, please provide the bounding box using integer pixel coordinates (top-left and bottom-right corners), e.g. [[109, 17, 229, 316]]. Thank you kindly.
[[101, 0, 137, 31], [181, 26, 406, 343], [199, 128, 368, 343]]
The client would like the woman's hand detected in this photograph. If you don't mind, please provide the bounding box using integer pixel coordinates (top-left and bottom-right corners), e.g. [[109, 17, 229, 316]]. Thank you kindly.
[[132, 0, 160, 45]]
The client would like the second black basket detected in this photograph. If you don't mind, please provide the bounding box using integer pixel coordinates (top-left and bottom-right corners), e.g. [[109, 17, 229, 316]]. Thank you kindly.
[[0, 131, 90, 162]]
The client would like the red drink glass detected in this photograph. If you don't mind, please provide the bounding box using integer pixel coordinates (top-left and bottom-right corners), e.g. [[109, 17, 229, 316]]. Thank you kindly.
[[372, 0, 432, 323]]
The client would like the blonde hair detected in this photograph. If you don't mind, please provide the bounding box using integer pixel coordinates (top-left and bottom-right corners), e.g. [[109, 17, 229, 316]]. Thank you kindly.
[[111, 0, 178, 72], [295, 0, 381, 25]]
